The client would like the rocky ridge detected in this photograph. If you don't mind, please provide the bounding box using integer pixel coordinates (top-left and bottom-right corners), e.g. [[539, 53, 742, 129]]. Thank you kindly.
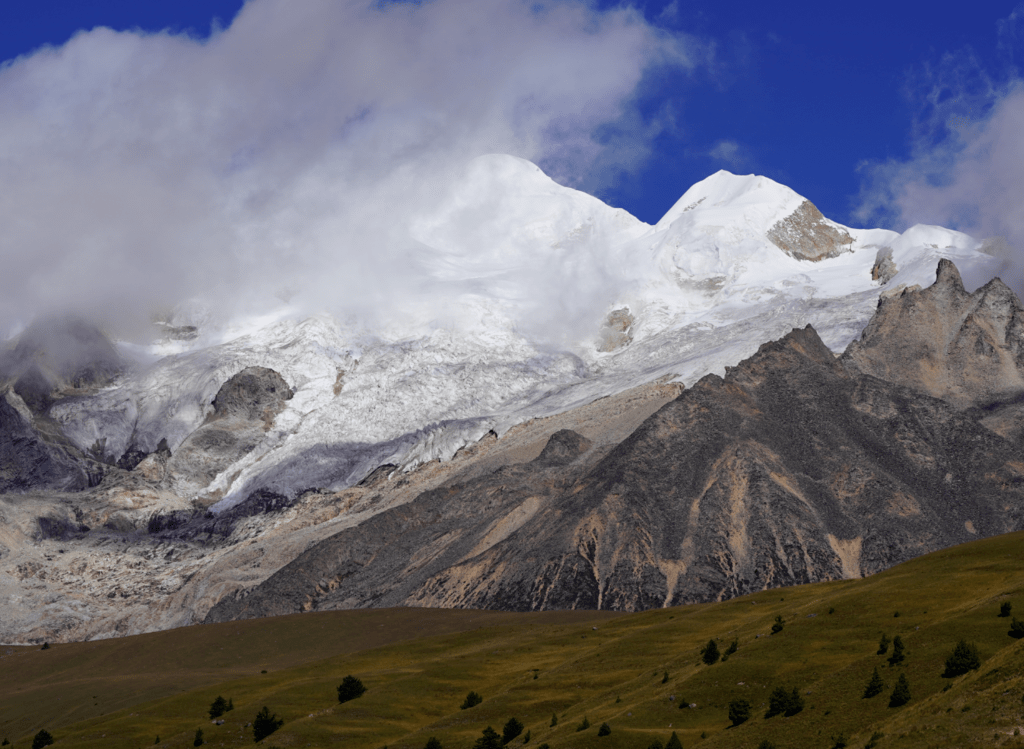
[[205, 264, 1024, 621]]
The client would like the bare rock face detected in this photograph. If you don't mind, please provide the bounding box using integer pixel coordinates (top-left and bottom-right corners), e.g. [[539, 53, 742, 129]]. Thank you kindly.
[[843, 259, 1024, 410], [0, 317, 123, 413], [0, 390, 89, 493], [597, 308, 634, 352], [205, 317, 1024, 622], [766, 200, 853, 261], [162, 367, 293, 499], [870, 247, 897, 285]]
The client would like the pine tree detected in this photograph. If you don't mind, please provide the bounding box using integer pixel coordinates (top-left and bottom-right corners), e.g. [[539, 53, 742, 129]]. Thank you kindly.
[[701, 639, 720, 664], [575, 717, 590, 732], [226, 698, 234, 712], [877, 634, 891, 655], [1009, 618, 1024, 639], [888, 635, 905, 666], [664, 732, 683, 749], [252, 707, 283, 742], [597, 723, 611, 737], [193, 729, 204, 747], [771, 615, 785, 634], [337, 675, 367, 703], [724, 639, 738, 656], [549, 713, 557, 727], [461, 691, 483, 709], [501, 718, 524, 745], [31, 731, 53, 749], [728, 698, 752, 725], [208, 696, 228, 719], [473, 727, 503, 749], [863, 667, 885, 698], [889, 674, 911, 707], [1000, 601, 1013, 617], [424, 737, 442, 749], [943, 640, 981, 677]]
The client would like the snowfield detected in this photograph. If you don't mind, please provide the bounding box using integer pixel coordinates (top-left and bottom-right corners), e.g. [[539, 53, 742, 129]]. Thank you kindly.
[[48, 155, 1005, 510]]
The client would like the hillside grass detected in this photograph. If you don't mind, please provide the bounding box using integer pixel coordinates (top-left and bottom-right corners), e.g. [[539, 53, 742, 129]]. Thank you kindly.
[[4, 531, 1024, 749]]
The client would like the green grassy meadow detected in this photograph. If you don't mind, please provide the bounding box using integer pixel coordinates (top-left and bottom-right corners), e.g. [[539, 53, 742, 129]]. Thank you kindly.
[[5, 531, 1024, 749]]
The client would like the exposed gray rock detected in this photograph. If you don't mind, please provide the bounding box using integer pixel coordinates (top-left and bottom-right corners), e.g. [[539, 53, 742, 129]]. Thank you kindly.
[[843, 259, 1024, 409], [870, 247, 897, 285], [210, 366, 293, 424], [766, 200, 853, 261], [205, 314, 1024, 622], [162, 367, 292, 498], [0, 317, 123, 413], [597, 308, 634, 352], [0, 390, 89, 494]]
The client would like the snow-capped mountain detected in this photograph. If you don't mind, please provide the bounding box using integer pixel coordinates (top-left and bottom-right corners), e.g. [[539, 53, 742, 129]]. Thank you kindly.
[[1, 155, 1015, 643], [32, 155, 1007, 510]]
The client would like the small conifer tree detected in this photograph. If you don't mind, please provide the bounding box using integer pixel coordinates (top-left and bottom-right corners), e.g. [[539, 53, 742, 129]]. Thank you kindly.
[[597, 723, 611, 737], [461, 691, 483, 709], [252, 706, 283, 742], [1000, 601, 1013, 617], [943, 639, 981, 677], [575, 716, 590, 732], [1009, 618, 1024, 639], [337, 675, 367, 703], [701, 639, 720, 664], [424, 737, 442, 749], [724, 639, 738, 656], [728, 698, 752, 725], [227, 698, 234, 712], [2, 739, 9, 746], [889, 674, 911, 707], [549, 713, 557, 727], [863, 667, 884, 698], [877, 634, 891, 655], [31, 731, 53, 749], [501, 718, 524, 745], [473, 727, 503, 749], [193, 729, 204, 747], [888, 635, 905, 666], [664, 732, 683, 749], [209, 696, 229, 719], [771, 615, 785, 634]]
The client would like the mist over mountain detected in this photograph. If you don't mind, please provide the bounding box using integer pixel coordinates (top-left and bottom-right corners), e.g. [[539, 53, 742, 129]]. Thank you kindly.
[[2, 158, 1022, 644]]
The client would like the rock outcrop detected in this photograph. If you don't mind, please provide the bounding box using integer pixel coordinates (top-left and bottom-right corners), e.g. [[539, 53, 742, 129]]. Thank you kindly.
[[843, 259, 1024, 410], [206, 304, 1024, 622], [162, 367, 292, 499], [766, 200, 853, 261], [0, 317, 123, 413], [0, 390, 89, 493]]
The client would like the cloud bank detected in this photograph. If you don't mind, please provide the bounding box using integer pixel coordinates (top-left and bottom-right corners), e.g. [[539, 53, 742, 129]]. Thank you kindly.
[[0, 0, 699, 341], [855, 9, 1024, 297]]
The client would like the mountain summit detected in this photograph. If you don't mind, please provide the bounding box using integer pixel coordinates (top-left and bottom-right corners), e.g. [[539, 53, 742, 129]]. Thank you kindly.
[[0, 157, 1014, 643]]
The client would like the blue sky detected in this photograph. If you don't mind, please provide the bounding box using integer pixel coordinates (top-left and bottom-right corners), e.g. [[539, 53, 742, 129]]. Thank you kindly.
[[0, 0, 1021, 330]]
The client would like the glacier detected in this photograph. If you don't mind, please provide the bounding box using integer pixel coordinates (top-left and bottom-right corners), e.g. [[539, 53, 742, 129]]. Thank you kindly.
[[40, 154, 1005, 511]]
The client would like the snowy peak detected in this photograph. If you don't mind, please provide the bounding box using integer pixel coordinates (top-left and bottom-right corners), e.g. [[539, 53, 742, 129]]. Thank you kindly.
[[654, 169, 852, 261], [656, 170, 805, 230]]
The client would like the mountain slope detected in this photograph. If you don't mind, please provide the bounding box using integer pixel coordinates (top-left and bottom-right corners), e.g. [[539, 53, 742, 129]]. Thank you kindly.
[[206, 261, 1024, 622]]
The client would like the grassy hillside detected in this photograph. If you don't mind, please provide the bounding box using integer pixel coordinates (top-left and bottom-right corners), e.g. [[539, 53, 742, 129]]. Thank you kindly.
[[4, 531, 1024, 749]]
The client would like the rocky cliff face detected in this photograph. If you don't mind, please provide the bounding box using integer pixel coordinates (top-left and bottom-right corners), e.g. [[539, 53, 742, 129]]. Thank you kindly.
[[5, 261, 1024, 641], [206, 283, 1024, 621]]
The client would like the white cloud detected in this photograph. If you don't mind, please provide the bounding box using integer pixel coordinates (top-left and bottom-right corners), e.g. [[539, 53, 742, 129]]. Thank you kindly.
[[708, 138, 745, 168], [855, 22, 1024, 297], [0, 0, 701, 339]]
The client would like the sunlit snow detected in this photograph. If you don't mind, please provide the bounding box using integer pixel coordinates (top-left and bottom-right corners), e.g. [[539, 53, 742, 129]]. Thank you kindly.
[[48, 155, 1005, 510]]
